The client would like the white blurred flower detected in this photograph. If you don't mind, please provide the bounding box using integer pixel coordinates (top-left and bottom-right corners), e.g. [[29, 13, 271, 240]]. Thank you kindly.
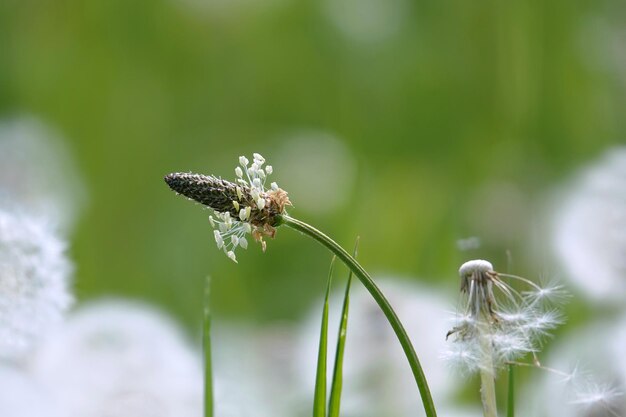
[[0, 208, 73, 361], [551, 147, 626, 303], [29, 300, 202, 417], [0, 364, 65, 417], [0, 116, 86, 233], [210, 323, 299, 417], [296, 277, 457, 417], [522, 320, 625, 417]]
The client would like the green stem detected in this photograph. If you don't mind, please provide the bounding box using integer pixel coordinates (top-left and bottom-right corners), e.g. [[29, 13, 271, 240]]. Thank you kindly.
[[279, 214, 437, 417], [506, 364, 515, 417]]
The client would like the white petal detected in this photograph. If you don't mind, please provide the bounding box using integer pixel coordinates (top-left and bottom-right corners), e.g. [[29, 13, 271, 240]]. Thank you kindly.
[[253, 153, 265, 165]]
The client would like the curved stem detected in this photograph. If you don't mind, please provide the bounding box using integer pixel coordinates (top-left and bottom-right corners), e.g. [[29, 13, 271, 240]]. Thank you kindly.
[[278, 214, 437, 417]]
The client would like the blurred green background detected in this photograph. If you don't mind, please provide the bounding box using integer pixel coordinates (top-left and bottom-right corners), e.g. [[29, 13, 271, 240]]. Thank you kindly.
[[0, 0, 624, 331]]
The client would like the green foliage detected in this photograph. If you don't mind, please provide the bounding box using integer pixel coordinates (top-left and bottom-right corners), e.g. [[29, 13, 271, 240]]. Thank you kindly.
[[328, 240, 357, 417], [313, 257, 336, 417]]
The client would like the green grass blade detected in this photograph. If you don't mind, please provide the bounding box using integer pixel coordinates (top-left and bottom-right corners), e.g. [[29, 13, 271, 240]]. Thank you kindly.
[[507, 364, 515, 417], [281, 215, 438, 417], [328, 239, 358, 417], [203, 276, 214, 417], [313, 256, 336, 417]]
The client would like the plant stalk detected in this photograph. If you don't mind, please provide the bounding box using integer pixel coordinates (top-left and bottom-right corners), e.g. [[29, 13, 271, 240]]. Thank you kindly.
[[278, 214, 437, 417], [478, 326, 497, 417], [506, 364, 514, 417]]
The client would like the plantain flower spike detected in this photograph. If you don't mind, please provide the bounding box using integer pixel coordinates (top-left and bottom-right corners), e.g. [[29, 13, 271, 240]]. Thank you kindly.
[[165, 153, 291, 262]]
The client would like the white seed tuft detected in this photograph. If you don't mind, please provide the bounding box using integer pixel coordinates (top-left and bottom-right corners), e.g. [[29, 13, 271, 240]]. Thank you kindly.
[[0, 208, 73, 361]]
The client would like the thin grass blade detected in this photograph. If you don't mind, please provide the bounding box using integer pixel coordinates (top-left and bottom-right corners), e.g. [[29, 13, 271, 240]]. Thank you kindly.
[[328, 239, 358, 417], [313, 256, 336, 417], [204, 276, 214, 417], [507, 363, 515, 417], [281, 215, 438, 417]]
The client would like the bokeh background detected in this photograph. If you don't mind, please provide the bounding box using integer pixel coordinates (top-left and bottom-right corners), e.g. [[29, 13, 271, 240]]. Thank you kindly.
[[1, 0, 625, 415]]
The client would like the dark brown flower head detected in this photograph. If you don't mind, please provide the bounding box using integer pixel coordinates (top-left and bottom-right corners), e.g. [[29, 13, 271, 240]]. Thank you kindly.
[[164, 173, 240, 212], [164, 172, 290, 228], [164, 153, 291, 262]]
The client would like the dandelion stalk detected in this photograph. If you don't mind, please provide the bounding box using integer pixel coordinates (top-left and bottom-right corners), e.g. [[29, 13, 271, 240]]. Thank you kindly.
[[164, 153, 437, 417], [478, 334, 497, 417]]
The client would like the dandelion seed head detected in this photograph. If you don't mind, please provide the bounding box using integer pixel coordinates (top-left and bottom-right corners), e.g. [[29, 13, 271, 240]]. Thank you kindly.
[[440, 339, 482, 375], [522, 281, 570, 306], [489, 332, 534, 363], [459, 259, 494, 278], [0, 208, 73, 361], [445, 259, 565, 374], [165, 153, 291, 262]]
